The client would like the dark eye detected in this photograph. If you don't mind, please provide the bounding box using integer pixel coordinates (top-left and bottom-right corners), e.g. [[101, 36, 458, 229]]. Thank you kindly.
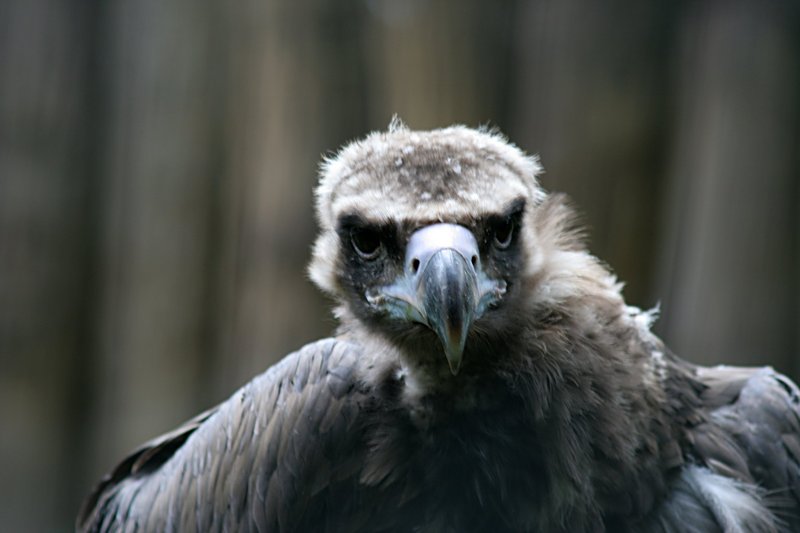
[[351, 227, 382, 259], [493, 219, 515, 249]]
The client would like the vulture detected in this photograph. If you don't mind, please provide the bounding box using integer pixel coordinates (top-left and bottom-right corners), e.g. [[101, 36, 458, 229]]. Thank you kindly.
[[78, 123, 800, 532]]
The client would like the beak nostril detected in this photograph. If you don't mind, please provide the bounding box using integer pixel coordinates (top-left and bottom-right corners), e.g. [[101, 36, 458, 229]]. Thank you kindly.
[[411, 258, 420, 274], [471, 255, 478, 268]]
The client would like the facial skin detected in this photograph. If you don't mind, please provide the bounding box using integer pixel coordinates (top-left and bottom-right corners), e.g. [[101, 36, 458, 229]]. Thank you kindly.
[[336, 198, 527, 375]]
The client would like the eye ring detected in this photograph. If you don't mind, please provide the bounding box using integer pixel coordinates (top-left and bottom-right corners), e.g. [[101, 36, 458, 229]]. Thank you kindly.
[[350, 227, 382, 259], [493, 219, 515, 249]]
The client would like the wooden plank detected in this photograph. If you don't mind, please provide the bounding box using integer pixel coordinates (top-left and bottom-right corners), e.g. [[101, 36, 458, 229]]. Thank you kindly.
[[0, 0, 97, 528], [510, 0, 675, 305], [654, 2, 798, 372], [210, 1, 344, 396], [87, 0, 217, 485]]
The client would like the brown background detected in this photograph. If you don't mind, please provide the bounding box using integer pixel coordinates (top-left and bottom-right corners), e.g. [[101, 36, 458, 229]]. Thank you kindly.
[[1, 0, 798, 530]]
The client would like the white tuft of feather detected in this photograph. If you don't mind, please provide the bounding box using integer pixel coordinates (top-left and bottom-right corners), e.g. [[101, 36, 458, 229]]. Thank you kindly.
[[685, 466, 778, 533], [388, 114, 408, 133]]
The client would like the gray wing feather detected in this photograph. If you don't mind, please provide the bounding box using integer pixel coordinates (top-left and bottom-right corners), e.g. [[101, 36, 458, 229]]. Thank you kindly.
[[691, 365, 800, 529], [645, 365, 800, 533], [77, 338, 367, 532]]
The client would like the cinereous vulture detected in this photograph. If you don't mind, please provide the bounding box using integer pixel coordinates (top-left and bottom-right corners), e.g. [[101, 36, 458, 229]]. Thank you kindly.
[[78, 123, 800, 532]]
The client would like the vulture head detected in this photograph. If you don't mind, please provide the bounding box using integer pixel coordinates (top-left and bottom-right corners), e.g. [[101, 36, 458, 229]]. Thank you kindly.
[[309, 122, 611, 382]]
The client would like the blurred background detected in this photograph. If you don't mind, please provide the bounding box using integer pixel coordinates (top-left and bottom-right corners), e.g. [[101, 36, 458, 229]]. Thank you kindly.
[[1, 0, 798, 529]]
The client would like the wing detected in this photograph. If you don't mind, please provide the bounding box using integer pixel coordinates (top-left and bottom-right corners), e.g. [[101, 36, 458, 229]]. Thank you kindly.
[[689, 365, 800, 529], [77, 338, 372, 532]]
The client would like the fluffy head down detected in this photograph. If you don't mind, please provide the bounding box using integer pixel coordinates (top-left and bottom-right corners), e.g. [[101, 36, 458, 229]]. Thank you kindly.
[[310, 123, 544, 297]]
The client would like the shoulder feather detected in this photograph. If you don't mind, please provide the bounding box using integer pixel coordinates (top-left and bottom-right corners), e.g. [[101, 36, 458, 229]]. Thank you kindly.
[[77, 338, 368, 532]]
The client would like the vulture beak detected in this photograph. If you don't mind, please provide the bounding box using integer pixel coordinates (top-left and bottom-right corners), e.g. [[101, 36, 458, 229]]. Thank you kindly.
[[373, 223, 506, 375]]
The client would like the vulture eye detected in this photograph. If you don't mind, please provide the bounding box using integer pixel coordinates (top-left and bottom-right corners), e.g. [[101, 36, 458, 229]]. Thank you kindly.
[[351, 227, 382, 259], [493, 219, 515, 249]]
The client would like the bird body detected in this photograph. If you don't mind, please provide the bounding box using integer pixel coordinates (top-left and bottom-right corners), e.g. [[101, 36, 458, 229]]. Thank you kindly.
[[78, 124, 800, 532]]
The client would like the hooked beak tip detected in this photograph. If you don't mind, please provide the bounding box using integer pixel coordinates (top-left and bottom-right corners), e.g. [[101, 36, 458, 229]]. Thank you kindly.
[[439, 323, 466, 375], [446, 352, 462, 375]]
